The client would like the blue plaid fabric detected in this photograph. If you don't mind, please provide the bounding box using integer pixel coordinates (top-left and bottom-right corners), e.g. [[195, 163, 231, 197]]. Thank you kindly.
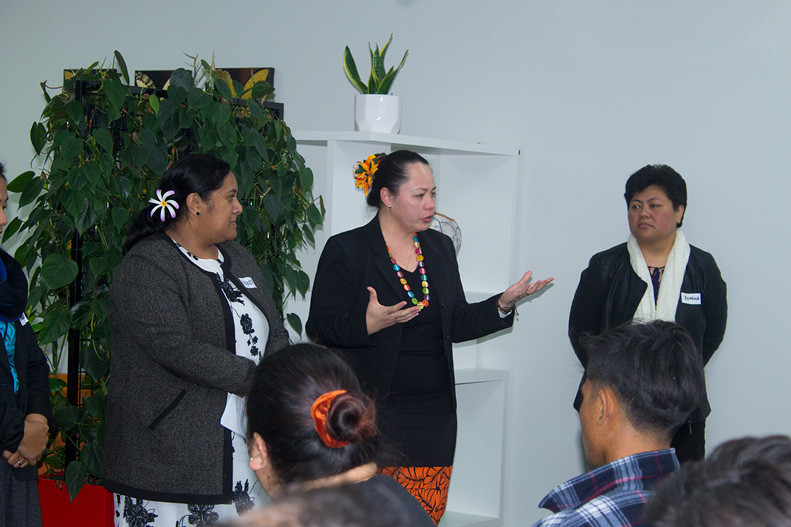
[[532, 450, 679, 527]]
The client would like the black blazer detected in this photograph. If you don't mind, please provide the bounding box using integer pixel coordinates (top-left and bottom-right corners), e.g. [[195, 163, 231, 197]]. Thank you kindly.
[[306, 216, 513, 404], [568, 242, 728, 421], [0, 250, 53, 482]]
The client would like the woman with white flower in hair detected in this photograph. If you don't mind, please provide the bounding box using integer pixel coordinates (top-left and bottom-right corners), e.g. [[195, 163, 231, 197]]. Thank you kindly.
[[104, 153, 290, 526]]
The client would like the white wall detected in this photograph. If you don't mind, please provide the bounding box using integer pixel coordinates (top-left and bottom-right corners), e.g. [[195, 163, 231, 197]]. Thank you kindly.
[[2, 1, 790, 524]]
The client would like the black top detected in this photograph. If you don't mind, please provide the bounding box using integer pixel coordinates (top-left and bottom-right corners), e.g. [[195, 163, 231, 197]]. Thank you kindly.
[[355, 474, 436, 527]]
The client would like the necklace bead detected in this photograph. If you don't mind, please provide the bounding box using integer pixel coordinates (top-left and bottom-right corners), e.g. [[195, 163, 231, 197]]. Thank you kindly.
[[386, 234, 430, 309]]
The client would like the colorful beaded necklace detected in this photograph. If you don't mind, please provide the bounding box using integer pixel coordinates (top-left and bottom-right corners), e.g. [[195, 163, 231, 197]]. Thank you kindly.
[[386, 234, 430, 309]]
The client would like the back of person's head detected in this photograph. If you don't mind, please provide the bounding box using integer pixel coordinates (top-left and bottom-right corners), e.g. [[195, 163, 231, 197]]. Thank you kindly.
[[366, 150, 429, 208], [624, 164, 687, 226], [246, 343, 379, 485], [644, 435, 791, 526], [583, 320, 704, 439], [124, 153, 230, 252], [229, 483, 411, 527]]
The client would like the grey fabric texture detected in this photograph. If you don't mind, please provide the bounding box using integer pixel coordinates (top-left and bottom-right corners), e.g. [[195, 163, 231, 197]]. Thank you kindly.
[[0, 462, 42, 527], [103, 234, 289, 503]]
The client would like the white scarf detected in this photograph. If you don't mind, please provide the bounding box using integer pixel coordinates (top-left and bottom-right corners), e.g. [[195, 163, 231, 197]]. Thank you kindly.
[[627, 230, 690, 323]]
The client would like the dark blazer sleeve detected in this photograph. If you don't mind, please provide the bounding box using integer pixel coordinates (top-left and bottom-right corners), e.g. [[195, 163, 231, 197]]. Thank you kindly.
[[568, 254, 608, 367], [0, 320, 52, 452], [0, 405, 24, 452], [700, 253, 727, 365], [306, 235, 370, 348], [19, 323, 52, 419]]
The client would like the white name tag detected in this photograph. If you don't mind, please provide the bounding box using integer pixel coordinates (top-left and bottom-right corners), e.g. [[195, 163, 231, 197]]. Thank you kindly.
[[239, 277, 256, 289], [681, 293, 701, 305]]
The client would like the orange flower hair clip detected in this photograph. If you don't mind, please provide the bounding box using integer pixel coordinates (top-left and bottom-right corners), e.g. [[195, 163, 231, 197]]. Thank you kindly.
[[311, 390, 351, 448], [353, 154, 383, 196]]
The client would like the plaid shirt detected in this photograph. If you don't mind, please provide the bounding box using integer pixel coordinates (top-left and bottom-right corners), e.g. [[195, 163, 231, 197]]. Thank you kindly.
[[532, 450, 679, 527]]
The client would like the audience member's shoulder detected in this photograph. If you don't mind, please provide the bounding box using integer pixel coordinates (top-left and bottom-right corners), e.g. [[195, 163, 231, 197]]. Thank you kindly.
[[361, 475, 435, 527]]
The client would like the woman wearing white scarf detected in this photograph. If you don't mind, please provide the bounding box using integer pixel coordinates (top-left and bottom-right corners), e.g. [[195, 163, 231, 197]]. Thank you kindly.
[[569, 165, 728, 463]]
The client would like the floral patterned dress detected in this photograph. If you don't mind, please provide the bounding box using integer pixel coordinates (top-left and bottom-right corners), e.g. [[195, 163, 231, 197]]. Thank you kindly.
[[114, 245, 270, 527]]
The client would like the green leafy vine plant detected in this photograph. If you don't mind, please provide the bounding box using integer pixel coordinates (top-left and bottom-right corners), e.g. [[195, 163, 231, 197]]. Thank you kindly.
[[7, 51, 323, 499], [343, 34, 408, 94]]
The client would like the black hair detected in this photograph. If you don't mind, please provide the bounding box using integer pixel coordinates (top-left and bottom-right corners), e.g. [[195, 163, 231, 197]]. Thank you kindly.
[[624, 164, 687, 227], [582, 321, 704, 439], [366, 150, 430, 208], [246, 343, 381, 485], [0, 161, 5, 181], [124, 153, 230, 252], [644, 435, 791, 526]]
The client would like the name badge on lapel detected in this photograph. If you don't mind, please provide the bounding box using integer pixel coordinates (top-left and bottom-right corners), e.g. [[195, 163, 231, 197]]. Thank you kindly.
[[239, 277, 256, 289], [681, 293, 701, 305]]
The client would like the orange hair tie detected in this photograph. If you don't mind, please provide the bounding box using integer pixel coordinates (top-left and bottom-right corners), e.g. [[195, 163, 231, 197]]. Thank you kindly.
[[311, 390, 351, 448]]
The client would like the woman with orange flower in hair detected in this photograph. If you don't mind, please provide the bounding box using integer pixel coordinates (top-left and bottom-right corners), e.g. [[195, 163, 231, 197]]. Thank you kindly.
[[306, 150, 553, 523], [245, 343, 435, 527]]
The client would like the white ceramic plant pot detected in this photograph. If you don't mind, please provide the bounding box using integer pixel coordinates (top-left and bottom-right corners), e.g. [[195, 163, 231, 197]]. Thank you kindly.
[[354, 94, 402, 133]]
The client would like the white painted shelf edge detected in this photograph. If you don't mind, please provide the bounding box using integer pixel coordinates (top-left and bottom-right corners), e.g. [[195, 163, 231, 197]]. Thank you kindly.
[[294, 131, 519, 157], [454, 368, 509, 384], [439, 511, 502, 527]]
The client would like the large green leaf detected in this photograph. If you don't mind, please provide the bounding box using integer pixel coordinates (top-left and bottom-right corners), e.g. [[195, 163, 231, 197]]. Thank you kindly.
[[38, 302, 71, 344], [343, 47, 368, 93], [114, 50, 130, 84], [92, 127, 113, 154], [66, 99, 84, 126], [158, 99, 180, 141], [167, 84, 188, 106], [64, 460, 88, 501], [2, 217, 22, 243], [298, 167, 313, 190], [169, 68, 194, 91], [83, 391, 107, 421], [81, 434, 104, 478], [214, 77, 234, 101], [286, 312, 302, 335], [40, 253, 79, 290], [6, 170, 34, 193], [261, 193, 285, 222], [30, 122, 47, 155], [17, 176, 44, 208], [101, 76, 127, 118], [306, 203, 323, 226]]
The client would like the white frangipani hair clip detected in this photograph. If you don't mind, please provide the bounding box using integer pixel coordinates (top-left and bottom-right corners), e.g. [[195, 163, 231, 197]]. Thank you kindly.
[[149, 189, 179, 221]]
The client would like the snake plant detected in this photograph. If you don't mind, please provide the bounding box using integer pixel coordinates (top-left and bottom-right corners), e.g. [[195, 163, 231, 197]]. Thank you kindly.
[[343, 34, 408, 95]]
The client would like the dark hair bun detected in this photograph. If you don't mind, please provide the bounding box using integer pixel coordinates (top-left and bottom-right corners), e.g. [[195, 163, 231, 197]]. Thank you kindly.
[[326, 392, 378, 445]]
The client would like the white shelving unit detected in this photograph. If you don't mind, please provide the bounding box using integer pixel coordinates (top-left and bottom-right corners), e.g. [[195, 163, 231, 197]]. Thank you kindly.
[[291, 131, 520, 526]]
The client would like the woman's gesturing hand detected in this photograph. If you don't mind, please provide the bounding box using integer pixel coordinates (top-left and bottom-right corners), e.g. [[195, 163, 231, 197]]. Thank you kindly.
[[365, 287, 422, 335], [498, 271, 554, 313]]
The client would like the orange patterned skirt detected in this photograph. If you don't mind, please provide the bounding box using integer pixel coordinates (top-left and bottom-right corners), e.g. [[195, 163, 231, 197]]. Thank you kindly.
[[379, 466, 453, 525]]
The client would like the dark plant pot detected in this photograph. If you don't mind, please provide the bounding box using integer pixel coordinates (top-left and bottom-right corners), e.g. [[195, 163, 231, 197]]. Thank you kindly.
[[38, 476, 113, 527]]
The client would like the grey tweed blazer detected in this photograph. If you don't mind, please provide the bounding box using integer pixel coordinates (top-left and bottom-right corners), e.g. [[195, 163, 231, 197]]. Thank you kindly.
[[103, 234, 289, 503]]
